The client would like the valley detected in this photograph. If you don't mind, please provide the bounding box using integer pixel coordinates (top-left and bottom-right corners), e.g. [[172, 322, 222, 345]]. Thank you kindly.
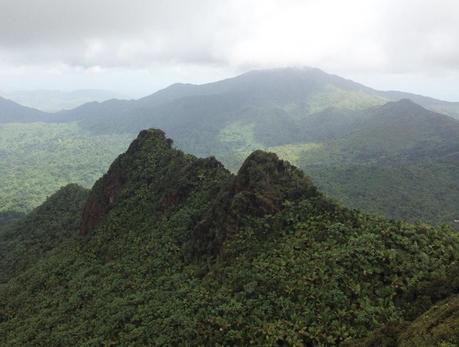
[[1, 68, 458, 227]]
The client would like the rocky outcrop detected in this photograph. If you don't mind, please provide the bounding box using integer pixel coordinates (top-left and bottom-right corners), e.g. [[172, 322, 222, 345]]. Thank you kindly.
[[79, 162, 126, 235]]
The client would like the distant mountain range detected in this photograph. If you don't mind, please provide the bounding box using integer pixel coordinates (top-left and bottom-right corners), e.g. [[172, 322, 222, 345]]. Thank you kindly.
[[2, 89, 125, 112], [0, 67, 458, 226], [0, 95, 49, 123]]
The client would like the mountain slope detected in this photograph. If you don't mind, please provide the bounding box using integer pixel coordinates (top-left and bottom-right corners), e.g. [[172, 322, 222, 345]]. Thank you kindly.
[[346, 263, 459, 346], [235, 99, 459, 225], [0, 184, 88, 283], [0, 96, 49, 123], [336, 99, 459, 161], [57, 68, 389, 146], [4, 89, 126, 112], [57, 68, 459, 139], [1, 129, 457, 346], [1, 68, 458, 227], [55, 68, 459, 170]]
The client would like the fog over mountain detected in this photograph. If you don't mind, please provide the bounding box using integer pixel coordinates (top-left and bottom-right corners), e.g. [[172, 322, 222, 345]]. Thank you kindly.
[[1, 0, 459, 100]]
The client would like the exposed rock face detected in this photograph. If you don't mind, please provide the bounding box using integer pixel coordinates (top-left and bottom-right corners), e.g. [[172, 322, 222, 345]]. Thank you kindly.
[[190, 150, 319, 258], [80, 129, 168, 235], [79, 162, 126, 235]]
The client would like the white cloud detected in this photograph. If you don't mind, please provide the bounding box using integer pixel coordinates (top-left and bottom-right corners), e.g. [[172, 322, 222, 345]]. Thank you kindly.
[[0, 0, 458, 99]]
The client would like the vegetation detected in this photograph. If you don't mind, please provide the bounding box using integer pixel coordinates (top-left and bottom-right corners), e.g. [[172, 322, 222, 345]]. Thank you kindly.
[[0, 122, 132, 214], [1, 68, 458, 228], [346, 263, 459, 346], [398, 295, 459, 347], [0, 184, 88, 283], [1, 129, 457, 346]]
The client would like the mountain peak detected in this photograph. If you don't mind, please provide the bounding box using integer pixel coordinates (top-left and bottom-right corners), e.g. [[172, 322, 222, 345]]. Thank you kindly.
[[130, 128, 172, 150], [80, 129, 230, 236], [234, 150, 318, 207], [381, 98, 428, 111], [80, 129, 175, 235], [368, 99, 439, 122], [0, 95, 47, 122], [189, 150, 319, 258]]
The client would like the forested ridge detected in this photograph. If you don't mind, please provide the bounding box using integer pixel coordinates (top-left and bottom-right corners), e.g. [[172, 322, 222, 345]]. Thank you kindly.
[[1, 129, 457, 346], [1, 68, 458, 227]]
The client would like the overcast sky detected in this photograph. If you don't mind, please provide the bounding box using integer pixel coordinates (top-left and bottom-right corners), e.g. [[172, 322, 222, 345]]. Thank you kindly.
[[0, 0, 458, 100]]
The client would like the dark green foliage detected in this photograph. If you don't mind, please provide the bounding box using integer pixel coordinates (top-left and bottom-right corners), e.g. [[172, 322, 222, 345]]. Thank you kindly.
[[349, 295, 459, 347], [345, 262, 459, 346], [1, 129, 457, 346], [189, 150, 319, 259], [343, 323, 408, 347], [0, 184, 88, 283], [398, 295, 459, 347]]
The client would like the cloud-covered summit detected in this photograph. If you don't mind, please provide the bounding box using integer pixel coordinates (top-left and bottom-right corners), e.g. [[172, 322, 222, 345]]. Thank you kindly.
[[0, 0, 458, 99]]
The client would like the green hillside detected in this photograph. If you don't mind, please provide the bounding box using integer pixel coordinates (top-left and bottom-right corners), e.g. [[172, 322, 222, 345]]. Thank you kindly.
[[1, 129, 458, 346], [0, 122, 132, 214], [346, 263, 459, 346], [0, 184, 88, 283], [1, 68, 458, 227]]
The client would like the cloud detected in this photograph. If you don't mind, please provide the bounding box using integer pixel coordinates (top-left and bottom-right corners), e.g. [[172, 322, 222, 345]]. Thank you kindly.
[[0, 0, 238, 67], [0, 0, 458, 98], [0, 0, 457, 71]]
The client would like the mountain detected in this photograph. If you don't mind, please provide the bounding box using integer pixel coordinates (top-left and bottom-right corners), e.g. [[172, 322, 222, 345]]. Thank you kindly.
[[57, 68, 459, 137], [1, 129, 457, 346], [55, 69, 459, 225], [377, 89, 459, 120], [55, 69, 459, 165], [346, 263, 459, 346], [314, 99, 459, 163], [291, 99, 459, 225], [0, 95, 49, 123], [4, 89, 127, 112], [1, 68, 458, 227], [56, 68, 388, 140], [0, 184, 88, 283]]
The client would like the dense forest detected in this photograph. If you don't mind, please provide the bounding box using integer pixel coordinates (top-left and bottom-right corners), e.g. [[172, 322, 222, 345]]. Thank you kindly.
[[0, 122, 131, 215], [1, 69, 458, 228], [2, 0, 459, 345], [1, 129, 457, 346]]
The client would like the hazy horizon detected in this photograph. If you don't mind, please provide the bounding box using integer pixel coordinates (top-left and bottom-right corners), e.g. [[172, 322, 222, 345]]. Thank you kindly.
[[2, 66, 459, 105], [1, 0, 459, 101]]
